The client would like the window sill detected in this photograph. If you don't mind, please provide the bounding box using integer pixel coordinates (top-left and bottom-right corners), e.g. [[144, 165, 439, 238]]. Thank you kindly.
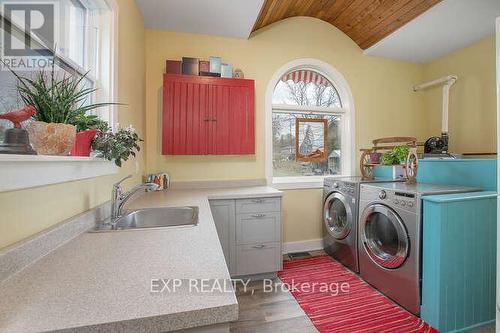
[[272, 176, 344, 190], [0, 154, 118, 192]]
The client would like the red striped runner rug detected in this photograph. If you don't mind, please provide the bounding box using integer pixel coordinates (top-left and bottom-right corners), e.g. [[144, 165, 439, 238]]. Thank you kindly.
[[278, 256, 438, 333]]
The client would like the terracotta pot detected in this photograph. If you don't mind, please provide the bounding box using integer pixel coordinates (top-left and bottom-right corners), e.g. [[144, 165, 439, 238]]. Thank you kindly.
[[27, 121, 76, 155], [70, 129, 98, 157]]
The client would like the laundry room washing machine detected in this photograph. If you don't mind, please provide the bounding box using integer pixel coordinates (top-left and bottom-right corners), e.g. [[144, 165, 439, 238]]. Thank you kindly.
[[357, 182, 479, 315], [323, 177, 403, 273]]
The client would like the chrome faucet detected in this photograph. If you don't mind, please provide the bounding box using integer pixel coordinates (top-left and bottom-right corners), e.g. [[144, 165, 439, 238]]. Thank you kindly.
[[111, 175, 160, 222]]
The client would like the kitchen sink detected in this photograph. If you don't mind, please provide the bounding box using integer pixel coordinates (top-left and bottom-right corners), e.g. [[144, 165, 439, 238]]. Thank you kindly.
[[92, 206, 199, 232]]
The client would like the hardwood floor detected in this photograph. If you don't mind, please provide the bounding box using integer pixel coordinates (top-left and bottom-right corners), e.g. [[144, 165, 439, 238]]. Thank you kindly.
[[472, 325, 495, 333], [230, 278, 318, 333], [230, 250, 320, 332]]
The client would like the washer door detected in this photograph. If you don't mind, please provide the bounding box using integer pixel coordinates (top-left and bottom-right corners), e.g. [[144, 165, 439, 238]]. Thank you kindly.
[[323, 192, 353, 240], [360, 204, 409, 269]]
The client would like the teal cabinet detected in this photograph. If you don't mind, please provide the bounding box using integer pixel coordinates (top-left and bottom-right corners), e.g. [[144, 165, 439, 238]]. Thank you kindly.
[[417, 159, 497, 191], [421, 192, 497, 332], [374, 159, 497, 190]]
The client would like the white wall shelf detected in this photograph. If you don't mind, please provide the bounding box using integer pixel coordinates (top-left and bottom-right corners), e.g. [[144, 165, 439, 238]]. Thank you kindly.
[[0, 155, 118, 192]]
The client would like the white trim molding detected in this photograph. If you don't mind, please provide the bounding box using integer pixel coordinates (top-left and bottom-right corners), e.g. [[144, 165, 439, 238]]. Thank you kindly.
[[265, 58, 356, 189], [272, 179, 323, 190], [282, 238, 324, 254], [272, 174, 357, 190], [102, 0, 119, 125], [0, 155, 118, 192]]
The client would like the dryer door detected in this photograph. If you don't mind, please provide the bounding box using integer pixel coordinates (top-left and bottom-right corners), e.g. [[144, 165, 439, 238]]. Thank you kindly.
[[360, 204, 409, 269], [323, 192, 353, 240]]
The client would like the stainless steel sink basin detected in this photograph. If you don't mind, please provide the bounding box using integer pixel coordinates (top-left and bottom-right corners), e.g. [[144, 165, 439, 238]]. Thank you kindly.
[[92, 206, 198, 232]]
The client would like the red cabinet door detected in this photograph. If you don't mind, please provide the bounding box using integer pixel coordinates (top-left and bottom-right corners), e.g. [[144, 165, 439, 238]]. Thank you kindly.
[[211, 83, 255, 155], [162, 74, 254, 155], [162, 75, 210, 155]]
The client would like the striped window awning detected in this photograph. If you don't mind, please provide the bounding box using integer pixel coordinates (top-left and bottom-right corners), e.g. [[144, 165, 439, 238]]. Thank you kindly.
[[281, 70, 331, 87]]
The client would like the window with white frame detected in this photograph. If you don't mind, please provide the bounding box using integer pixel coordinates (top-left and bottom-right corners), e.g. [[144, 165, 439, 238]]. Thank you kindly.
[[0, 0, 117, 140], [270, 63, 354, 185], [57, 0, 117, 124]]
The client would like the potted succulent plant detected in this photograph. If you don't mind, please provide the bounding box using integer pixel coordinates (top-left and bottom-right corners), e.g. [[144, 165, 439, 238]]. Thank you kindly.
[[10, 66, 118, 155]]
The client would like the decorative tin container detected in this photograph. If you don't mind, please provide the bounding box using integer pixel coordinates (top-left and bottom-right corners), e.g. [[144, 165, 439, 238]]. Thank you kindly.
[[166, 60, 182, 74], [199, 60, 210, 73], [209, 56, 221, 74], [181, 57, 199, 75], [221, 63, 233, 78]]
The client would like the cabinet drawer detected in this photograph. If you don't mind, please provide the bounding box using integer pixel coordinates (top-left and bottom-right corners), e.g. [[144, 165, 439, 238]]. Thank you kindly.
[[234, 243, 280, 276], [236, 212, 280, 245], [235, 197, 281, 214]]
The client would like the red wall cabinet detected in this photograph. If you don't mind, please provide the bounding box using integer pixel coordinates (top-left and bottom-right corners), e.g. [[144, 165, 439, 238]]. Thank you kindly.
[[162, 74, 255, 155]]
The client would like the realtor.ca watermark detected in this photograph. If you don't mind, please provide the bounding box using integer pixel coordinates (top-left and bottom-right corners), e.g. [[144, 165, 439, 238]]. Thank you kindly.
[[1, 0, 60, 70], [150, 278, 350, 296]]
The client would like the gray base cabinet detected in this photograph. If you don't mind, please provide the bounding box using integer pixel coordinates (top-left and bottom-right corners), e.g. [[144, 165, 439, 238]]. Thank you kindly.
[[209, 197, 282, 277], [209, 200, 234, 267]]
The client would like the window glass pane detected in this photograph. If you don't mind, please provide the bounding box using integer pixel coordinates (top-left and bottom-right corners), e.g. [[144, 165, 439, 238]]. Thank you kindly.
[[67, 0, 86, 68], [56, 0, 87, 68], [0, 70, 23, 142], [0, 1, 106, 140], [0, 64, 85, 138], [272, 69, 341, 107], [272, 112, 342, 177]]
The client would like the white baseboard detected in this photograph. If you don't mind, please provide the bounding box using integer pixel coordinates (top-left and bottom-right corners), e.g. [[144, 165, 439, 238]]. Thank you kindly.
[[282, 238, 324, 254]]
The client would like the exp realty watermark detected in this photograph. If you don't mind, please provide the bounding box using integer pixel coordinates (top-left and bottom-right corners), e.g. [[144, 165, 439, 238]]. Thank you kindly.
[[1, 0, 59, 70], [151, 278, 350, 296]]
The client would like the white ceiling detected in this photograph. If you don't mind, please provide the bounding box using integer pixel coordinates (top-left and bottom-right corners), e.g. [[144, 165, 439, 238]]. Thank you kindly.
[[136, 0, 264, 39], [364, 0, 500, 63]]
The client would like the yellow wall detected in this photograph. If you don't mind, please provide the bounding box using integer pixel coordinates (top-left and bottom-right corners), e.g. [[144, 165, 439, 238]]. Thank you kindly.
[[2, 15, 495, 249], [0, 0, 146, 249], [422, 36, 497, 154], [145, 18, 428, 180], [281, 189, 324, 243], [144, 17, 428, 243]]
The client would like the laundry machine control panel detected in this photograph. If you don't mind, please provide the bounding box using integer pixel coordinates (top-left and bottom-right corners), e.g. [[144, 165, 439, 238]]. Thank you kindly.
[[361, 186, 417, 213], [324, 179, 356, 197], [384, 191, 417, 213], [339, 182, 356, 196], [392, 192, 416, 211]]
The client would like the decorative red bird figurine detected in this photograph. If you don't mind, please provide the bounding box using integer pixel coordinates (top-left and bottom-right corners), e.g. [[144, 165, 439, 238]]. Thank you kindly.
[[0, 105, 36, 128]]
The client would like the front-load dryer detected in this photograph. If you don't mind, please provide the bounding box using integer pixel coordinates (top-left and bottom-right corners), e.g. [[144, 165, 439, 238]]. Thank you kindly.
[[323, 176, 403, 273], [358, 182, 479, 315]]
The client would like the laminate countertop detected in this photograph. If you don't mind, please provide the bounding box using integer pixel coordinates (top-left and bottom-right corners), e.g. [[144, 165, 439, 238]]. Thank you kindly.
[[0, 186, 282, 333]]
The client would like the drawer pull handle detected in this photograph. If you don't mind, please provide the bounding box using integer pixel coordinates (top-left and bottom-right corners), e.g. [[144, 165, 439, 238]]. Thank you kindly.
[[251, 199, 264, 203], [251, 214, 266, 218], [252, 244, 266, 249]]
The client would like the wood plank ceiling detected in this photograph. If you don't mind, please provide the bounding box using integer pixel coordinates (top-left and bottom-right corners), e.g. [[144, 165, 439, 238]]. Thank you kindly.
[[252, 0, 442, 50]]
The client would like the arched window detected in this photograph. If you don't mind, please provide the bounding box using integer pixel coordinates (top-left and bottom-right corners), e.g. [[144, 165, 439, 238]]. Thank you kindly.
[[267, 59, 355, 187]]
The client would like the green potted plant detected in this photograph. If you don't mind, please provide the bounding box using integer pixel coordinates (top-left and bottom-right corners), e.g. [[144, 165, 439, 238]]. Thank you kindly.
[[380, 145, 410, 165], [10, 66, 117, 155], [376, 145, 410, 180], [92, 123, 142, 167]]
